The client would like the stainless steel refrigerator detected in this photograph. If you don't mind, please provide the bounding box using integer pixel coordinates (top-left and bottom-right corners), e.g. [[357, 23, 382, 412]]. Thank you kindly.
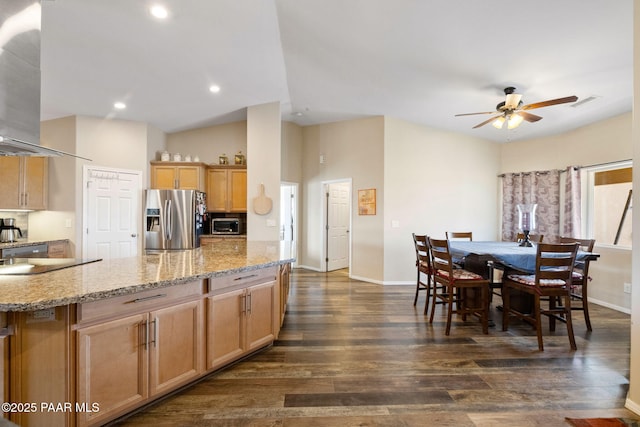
[[144, 189, 206, 250]]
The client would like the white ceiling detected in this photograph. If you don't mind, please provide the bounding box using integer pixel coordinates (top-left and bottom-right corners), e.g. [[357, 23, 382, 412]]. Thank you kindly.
[[40, 0, 634, 143]]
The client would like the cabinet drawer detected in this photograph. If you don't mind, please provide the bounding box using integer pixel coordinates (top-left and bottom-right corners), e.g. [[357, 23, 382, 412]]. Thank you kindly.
[[209, 267, 277, 294], [77, 280, 205, 324]]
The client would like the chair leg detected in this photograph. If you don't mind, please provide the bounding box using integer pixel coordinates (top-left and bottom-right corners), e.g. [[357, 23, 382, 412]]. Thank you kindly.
[[564, 294, 577, 350], [502, 286, 510, 331], [549, 295, 557, 332], [534, 296, 544, 351], [445, 286, 454, 336], [429, 281, 439, 324], [481, 285, 489, 334], [582, 283, 592, 331], [423, 274, 431, 315], [413, 269, 420, 306]]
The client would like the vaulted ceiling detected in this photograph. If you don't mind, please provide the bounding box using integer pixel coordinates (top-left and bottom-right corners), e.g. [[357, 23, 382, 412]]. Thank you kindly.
[[40, 0, 633, 143]]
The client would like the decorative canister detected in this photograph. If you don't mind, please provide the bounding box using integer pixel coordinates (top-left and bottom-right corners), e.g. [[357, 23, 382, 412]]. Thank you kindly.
[[160, 151, 170, 161], [234, 150, 246, 165], [173, 153, 182, 161], [184, 154, 192, 162], [193, 155, 200, 162], [219, 154, 228, 165]]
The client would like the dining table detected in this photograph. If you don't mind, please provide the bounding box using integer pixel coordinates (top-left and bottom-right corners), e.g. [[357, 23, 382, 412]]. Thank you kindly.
[[448, 240, 599, 276]]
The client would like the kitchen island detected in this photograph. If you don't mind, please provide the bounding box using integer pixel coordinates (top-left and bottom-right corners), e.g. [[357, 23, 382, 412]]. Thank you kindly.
[[0, 240, 294, 427]]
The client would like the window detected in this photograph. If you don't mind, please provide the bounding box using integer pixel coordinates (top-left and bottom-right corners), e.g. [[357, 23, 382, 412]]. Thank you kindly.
[[585, 161, 632, 247]]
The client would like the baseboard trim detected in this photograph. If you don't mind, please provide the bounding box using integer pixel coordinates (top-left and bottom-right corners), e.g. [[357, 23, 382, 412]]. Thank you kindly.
[[625, 397, 640, 416], [588, 297, 631, 314]]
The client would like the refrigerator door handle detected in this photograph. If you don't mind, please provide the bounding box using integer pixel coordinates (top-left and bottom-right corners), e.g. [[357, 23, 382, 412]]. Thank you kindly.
[[165, 199, 172, 241]]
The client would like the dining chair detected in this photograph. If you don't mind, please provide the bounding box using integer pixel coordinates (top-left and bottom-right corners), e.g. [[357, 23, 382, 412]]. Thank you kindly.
[[516, 233, 544, 243], [502, 242, 580, 351], [446, 231, 473, 241], [559, 237, 596, 331], [428, 237, 489, 335], [412, 233, 432, 314]]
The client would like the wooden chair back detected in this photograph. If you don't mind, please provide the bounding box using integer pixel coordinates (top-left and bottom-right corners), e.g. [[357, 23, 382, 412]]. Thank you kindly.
[[446, 231, 472, 241], [516, 233, 544, 243], [532, 242, 579, 289], [412, 233, 431, 274]]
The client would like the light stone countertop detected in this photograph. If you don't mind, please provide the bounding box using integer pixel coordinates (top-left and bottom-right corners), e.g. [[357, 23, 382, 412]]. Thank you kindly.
[[0, 240, 295, 312]]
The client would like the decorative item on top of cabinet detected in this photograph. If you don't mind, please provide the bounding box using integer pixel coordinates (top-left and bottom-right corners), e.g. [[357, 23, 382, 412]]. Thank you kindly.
[[218, 154, 228, 165], [234, 151, 245, 165], [150, 161, 206, 191], [206, 165, 247, 213], [0, 157, 48, 210]]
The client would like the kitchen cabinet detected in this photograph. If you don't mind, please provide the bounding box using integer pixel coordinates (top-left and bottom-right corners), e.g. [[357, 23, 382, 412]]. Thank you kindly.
[[0, 156, 48, 210], [206, 166, 247, 212], [279, 263, 291, 327], [0, 313, 9, 420], [206, 268, 277, 370], [75, 281, 204, 427], [150, 161, 206, 191], [48, 241, 69, 258]]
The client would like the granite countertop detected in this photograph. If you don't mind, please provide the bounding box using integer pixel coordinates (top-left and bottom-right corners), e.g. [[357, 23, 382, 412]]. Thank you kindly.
[[0, 240, 295, 312], [0, 239, 68, 251]]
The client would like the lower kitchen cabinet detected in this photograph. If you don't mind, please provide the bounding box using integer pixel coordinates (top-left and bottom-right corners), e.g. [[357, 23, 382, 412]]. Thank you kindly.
[[0, 333, 8, 420], [206, 271, 277, 371], [75, 286, 204, 427]]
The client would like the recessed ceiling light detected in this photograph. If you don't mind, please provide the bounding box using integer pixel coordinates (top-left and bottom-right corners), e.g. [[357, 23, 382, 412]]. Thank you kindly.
[[114, 102, 126, 110], [209, 85, 221, 93], [150, 5, 168, 19]]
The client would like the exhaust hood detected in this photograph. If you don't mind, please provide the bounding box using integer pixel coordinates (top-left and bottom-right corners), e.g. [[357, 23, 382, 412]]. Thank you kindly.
[[0, 0, 89, 160]]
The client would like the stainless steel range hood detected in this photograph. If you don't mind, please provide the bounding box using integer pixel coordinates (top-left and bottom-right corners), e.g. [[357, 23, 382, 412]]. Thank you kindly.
[[0, 0, 90, 160]]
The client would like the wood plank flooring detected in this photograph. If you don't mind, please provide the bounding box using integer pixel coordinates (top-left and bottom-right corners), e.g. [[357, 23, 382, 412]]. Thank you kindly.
[[114, 268, 639, 427]]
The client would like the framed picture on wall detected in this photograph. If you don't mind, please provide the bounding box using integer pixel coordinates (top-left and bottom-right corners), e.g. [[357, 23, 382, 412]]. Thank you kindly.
[[358, 188, 376, 215]]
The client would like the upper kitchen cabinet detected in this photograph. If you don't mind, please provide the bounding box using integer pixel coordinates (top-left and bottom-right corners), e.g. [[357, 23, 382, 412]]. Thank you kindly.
[[206, 166, 247, 212], [150, 162, 206, 191], [0, 157, 48, 210]]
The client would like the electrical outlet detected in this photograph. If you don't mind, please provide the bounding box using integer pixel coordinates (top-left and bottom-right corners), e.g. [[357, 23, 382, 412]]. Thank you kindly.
[[624, 283, 632, 294]]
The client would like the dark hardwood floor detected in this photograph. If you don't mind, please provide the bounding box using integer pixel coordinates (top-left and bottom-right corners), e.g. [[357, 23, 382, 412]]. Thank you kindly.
[[115, 268, 638, 426]]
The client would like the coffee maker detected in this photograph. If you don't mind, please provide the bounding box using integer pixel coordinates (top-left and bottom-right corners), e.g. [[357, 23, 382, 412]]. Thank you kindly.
[[0, 218, 23, 243]]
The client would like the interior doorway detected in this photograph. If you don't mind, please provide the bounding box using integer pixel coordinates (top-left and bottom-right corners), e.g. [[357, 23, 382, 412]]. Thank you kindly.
[[83, 165, 142, 259], [323, 180, 351, 272], [280, 182, 298, 267]]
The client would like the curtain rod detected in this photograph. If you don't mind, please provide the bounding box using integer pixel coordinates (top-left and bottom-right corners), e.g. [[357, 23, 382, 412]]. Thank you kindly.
[[498, 159, 632, 177], [497, 170, 561, 178]]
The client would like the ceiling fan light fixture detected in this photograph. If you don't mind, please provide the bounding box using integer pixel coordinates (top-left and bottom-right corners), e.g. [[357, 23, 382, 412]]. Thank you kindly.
[[505, 93, 522, 109], [508, 113, 524, 129], [492, 116, 505, 129]]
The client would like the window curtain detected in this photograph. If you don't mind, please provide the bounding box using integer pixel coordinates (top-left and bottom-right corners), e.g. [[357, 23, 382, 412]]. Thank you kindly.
[[501, 170, 561, 242], [563, 166, 582, 238]]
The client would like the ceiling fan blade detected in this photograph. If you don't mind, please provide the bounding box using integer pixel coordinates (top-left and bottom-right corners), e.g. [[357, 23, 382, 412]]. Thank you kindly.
[[521, 95, 578, 110], [455, 111, 496, 117], [518, 111, 543, 122], [473, 115, 502, 129]]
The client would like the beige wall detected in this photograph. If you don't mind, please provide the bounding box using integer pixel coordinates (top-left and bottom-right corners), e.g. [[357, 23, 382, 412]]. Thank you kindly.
[[384, 117, 502, 283], [301, 117, 385, 280], [166, 121, 247, 165], [281, 121, 303, 183], [247, 102, 281, 241], [626, 0, 640, 415]]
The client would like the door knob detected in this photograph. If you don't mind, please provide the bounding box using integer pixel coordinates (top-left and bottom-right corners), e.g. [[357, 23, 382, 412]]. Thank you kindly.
[[131, 233, 138, 238]]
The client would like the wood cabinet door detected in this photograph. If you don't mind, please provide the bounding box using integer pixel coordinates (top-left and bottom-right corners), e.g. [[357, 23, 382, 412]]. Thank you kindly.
[[228, 169, 247, 212], [176, 166, 201, 190], [22, 157, 48, 209], [0, 334, 8, 420], [0, 157, 22, 208], [149, 299, 204, 396], [206, 289, 245, 370], [76, 313, 149, 427], [151, 165, 177, 189], [245, 281, 276, 352], [206, 168, 228, 212]]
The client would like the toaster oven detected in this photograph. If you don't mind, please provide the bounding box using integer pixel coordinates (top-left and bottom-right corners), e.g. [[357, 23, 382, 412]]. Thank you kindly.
[[211, 218, 242, 234]]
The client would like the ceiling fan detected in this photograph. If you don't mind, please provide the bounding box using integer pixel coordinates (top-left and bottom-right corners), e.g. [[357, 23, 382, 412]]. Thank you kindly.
[[455, 87, 578, 130]]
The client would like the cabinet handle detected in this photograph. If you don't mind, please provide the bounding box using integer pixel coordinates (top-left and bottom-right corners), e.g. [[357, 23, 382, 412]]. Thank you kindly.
[[25, 193, 29, 206], [129, 294, 167, 304], [234, 274, 258, 282], [241, 294, 246, 315], [142, 320, 148, 350], [246, 292, 252, 315], [149, 319, 157, 348]]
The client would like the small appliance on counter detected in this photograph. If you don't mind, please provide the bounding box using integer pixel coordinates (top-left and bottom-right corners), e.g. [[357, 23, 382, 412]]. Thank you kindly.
[[0, 218, 23, 243], [211, 217, 242, 235], [144, 189, 207, 250]]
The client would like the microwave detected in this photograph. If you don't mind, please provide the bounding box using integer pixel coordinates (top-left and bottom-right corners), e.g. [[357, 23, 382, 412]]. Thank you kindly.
[[211, 218, 242, 234]]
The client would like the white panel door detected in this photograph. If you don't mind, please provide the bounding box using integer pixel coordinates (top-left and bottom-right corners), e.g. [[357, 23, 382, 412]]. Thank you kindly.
[[85, 168, 141, 259], [327, 182, 350, 271]]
